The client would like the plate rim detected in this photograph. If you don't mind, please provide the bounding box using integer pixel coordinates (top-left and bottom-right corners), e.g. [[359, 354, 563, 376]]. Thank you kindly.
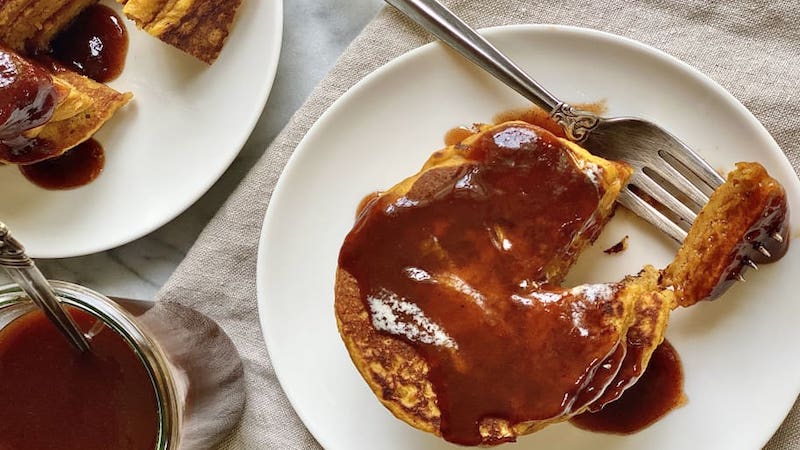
[[256, 23, 797, 449]]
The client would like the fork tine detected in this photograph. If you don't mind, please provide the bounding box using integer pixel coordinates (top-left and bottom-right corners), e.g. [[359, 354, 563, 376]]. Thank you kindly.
[[618, 189, 687, 243], [660, 144, 725, 190], [643, 160, 709, 210], [630, 173, 698, 226]]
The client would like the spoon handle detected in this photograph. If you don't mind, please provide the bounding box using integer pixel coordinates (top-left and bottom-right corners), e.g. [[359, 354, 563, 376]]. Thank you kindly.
[[0, 223, 90, 353]]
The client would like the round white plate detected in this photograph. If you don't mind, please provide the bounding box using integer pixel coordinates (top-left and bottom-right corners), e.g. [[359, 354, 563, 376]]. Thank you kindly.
[[257, 25, 800, 450], [0, 0, 283, 258]]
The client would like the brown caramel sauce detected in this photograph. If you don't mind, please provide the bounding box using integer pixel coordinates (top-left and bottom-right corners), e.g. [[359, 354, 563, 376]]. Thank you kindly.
[[445, 101, 608, 146], [603, 235, 629, 254], [20, 138, 104, 189], [356, 191, 381, 218], [0, 46, 61, 164], [340, 124, 625, 445], [709, 191, 789, 300], [48, 4, 129, 83], [571, 340, 685, 434], [0, 306, 159, 450]]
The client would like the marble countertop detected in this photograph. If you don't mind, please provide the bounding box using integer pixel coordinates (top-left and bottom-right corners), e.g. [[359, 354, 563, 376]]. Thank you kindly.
[[0, 0, 384, 300]]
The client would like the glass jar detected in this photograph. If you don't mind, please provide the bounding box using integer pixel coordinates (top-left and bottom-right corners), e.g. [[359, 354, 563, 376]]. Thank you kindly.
[[0, 281, 183, 449]]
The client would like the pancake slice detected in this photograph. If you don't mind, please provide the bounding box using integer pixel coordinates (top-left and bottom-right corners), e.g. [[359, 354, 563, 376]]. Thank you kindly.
[[0, 0, 97, 53], [0, 45, 131, 164], [120, 0, 243, 64], [33, 70, 132, 162]]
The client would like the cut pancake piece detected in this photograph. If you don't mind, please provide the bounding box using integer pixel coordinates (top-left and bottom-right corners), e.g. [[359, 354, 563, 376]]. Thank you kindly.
[[119, 0, 243, 64], [1, 45, 91, 163], [584, 266, 673, 411], [0, 0, 97, 53], [1, 45, 131, 164], [32, 70, 131, 161]]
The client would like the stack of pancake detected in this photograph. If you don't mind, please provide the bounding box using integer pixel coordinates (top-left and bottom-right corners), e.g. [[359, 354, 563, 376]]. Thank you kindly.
[[335, 121, 787, 445]]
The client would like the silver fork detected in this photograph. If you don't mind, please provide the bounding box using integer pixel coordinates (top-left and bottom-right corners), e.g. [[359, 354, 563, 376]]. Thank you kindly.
[[386, 0, 781, 269]]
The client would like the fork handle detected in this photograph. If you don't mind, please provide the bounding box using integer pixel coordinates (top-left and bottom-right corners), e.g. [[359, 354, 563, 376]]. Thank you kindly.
[[385, 0, 599, 140], [385, 0, 560, 111]]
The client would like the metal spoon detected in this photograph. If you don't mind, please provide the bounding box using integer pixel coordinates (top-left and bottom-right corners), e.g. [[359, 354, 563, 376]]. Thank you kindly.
[[0, 222, 91, 352]]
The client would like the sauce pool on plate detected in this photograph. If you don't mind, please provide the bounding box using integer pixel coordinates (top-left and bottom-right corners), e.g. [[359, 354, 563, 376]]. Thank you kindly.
[[20, 137, 105, 189], [570, 340, 685, 434]]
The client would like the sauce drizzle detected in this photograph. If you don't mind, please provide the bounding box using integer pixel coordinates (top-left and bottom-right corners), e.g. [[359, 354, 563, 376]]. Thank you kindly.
[[20, 138, 105, 189], [0, 46, 60, 163]]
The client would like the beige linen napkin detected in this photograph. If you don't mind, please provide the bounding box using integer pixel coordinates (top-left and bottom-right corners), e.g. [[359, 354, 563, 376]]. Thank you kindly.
[[157, 1, 800, 448]]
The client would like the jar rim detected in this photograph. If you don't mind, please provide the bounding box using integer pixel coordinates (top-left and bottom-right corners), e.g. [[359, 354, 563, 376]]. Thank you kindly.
[[0, 281, 181, 450]]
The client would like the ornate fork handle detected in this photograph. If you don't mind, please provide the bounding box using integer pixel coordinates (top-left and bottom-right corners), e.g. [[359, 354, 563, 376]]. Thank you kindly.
[[0, 222, 91, 352], [551, 103, 601, 141]]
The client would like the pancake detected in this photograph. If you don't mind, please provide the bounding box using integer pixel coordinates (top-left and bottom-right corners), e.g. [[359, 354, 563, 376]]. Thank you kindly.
[[31, 70, 132, 162], [119, 0, 243, 64], [336, 122, 649, 444], [0, 2, 132, 165], [571, 266, 671, 413], [334, 120, 789, 445], [0, 45, 131, 164], [0, 0, 97, 53]]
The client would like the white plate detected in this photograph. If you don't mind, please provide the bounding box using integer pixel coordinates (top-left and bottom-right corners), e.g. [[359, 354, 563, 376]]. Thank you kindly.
[[257, 25, 800, 450], [0, 0, 283, 258]]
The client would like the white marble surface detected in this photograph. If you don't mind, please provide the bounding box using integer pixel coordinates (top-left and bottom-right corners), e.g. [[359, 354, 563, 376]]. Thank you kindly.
[[0, 0, 384, 299]]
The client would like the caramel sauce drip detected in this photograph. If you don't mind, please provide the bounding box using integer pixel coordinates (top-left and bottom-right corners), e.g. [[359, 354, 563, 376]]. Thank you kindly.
[[709, 192, 789, 299], [587, 340, 648, 411], [20, 138, 105, 189], [0, 46, 60, 163], [340, 124, 625, 445], [570, 340, 684, 434], [49, 4, 129, 83], [491, 101, 607, 140], [0, 307, 159, 450]]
